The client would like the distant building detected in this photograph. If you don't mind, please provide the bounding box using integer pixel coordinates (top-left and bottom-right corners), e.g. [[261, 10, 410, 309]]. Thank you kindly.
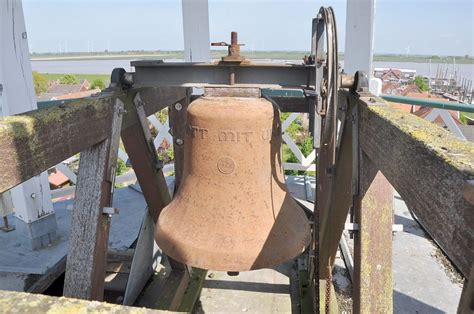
[[374, 68, 416, 84], [46, 79, 90, 94], [400, 84, 423, 96], [37, 78, 99, 102], [381, 81, 401, 95]]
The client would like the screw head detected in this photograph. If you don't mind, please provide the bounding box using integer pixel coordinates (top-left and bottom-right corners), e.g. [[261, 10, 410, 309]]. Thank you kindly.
[[176, 138, 184, 146], [175, 103, 183, 111], [30, 193, 36, 199]]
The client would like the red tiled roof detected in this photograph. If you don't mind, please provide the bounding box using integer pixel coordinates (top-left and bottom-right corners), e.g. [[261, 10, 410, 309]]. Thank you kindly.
[[382, 69, 402, 80], [49, 170, 70, 187], [54, 89, 101, 100], [382, 82, 401, 93], [400, 85, 422, 96]]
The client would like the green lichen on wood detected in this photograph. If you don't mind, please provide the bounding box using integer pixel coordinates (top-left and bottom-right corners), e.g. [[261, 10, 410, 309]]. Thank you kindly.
[[0, 290, 162, 313], [0, 97, 114, 164], [367, 104, 474, 174], [0, 97, 113, 138]]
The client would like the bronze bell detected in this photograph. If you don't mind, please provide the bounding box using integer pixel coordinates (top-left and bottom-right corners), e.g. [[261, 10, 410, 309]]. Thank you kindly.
[[155, 96, 311, 271]]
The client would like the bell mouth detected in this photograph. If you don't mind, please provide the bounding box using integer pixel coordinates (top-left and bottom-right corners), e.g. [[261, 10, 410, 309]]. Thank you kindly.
[[155, 192, 311, 272]]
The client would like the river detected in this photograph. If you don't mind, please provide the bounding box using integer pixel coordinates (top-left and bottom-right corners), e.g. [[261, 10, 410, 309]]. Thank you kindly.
[[30, 59, 474, 81]]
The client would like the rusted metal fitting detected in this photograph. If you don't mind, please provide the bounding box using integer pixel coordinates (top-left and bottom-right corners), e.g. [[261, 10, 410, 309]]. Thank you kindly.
[[340, 74, 355, 89], [211, 31, 245, 63]]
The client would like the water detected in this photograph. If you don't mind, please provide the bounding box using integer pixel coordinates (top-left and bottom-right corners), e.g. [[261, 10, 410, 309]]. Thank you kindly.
[[31, 59, 474, 81]]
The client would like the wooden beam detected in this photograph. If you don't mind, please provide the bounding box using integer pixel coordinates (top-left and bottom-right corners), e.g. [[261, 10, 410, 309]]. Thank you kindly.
[[458, 262, 474, 313], [318, 100, 354, 278], [124, 86, 189, 129], [121, 92, 174, 223], [0, 86, 188, 194], [63, 100, 124, 301], [359, 96, 474, 277], [0, 290, 160, 313], [0, 96, 116, 193], [353, 152, 393, 313]]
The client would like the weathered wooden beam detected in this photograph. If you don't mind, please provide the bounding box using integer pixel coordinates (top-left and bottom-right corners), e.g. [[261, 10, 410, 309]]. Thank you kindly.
[[0, 95, 116, 193], [359, 96, 474, 277], [353, 152, 393, 313], [123, 86, 189, 129], [458, 262, 474, 313], [63, 100, 124, 301], [0, 290, 162, 313], [318, 100, 354, 279], [0, 86, 187, 194], [121, 91, 177, 223]]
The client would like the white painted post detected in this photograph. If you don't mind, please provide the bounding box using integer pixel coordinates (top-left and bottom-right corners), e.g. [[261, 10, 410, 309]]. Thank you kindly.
[[344, 0, 376, 79], [182, 0, 211, 62], [0, 0, 57, 249]]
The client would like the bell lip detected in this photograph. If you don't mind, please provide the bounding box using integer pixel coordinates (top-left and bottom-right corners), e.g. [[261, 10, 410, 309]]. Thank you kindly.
[[155, 237, 311, 272], [155, 222, 311, 272]]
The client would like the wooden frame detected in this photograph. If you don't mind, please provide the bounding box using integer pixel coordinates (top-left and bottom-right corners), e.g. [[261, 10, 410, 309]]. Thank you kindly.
[[1, 80, 473, 311]]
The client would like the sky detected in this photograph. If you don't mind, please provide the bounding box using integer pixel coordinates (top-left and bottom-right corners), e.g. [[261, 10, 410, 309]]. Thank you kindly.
[[22, 0, 474, 56]]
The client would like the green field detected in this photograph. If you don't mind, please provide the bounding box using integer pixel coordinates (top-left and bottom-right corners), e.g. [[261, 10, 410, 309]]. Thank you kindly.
[[41, 73, 110, 84]]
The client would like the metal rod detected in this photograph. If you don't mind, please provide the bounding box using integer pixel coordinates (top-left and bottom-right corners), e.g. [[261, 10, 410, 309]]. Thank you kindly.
[[380, 94, 474, 113]]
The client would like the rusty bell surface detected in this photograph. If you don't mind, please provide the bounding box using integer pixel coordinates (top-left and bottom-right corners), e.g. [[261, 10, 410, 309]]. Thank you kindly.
[[155, 96, 311, 271]]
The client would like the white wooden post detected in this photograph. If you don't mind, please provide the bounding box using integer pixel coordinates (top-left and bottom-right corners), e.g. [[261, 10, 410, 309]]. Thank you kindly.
[[0, 0, 57, 249], [181, 0, 211, 62], [344, 0, 376, 80]]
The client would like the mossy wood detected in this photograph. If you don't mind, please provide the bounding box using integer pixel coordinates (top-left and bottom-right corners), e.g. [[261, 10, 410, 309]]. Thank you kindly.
[[358, 95, 474, 278], [0, 86, 188, 194], [63, 100, 124, 301], [0, 290, 164, 313]]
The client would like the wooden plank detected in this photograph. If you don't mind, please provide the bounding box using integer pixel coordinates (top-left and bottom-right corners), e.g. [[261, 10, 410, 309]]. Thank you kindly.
[[121, 98, 172, 223], [0, 86, 188, 194], [0, 290, 163, 313], [177, 268, 207, 312], [318, 101, 353, 278], [0, 95, 115, 193], [457, 262, 474, 313], [156, 269, 192, 311], [359, 96, 474, 277], [353, 153, 393, 313], [63, 100, 124, 301], [121, 92, 186, 271]]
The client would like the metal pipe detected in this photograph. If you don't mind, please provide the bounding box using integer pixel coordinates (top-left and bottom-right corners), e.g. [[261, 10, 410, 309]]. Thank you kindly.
[[380, 94, 474, 113]]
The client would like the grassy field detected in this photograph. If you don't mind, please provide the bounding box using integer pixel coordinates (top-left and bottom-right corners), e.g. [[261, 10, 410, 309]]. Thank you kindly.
[[31, 51, 474, 64], [41, 73, 110, 84]]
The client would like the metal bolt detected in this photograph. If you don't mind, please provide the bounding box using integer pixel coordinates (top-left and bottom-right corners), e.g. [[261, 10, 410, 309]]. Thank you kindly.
[[30, 193, 36, 199], [175, 103, 183, 111], [176, 138, 184, 146]]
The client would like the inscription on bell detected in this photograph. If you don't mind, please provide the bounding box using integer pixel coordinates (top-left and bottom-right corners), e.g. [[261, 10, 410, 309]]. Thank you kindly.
[[187, 125, 208, 139], [186, 124, 277, 143], [219, 130, 253, 142]]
